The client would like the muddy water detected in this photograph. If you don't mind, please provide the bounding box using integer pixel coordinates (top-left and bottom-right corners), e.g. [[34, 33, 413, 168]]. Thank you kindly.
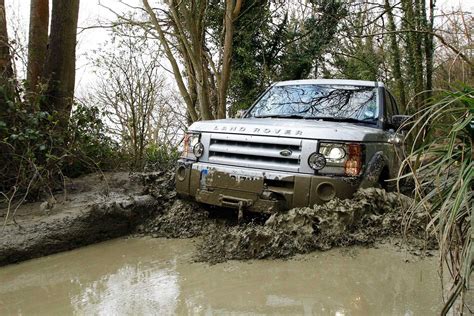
[[0, 238, 441, 315]]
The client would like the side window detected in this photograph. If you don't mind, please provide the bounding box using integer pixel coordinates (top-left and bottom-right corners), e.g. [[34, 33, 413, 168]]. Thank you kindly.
[[384, 90, 394, 119], [388, 93, 399, 115]]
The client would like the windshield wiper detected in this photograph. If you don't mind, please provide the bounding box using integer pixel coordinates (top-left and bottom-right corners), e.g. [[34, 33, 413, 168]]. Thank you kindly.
[[253, 114, 307, 119], [305, 116, 377, 124]]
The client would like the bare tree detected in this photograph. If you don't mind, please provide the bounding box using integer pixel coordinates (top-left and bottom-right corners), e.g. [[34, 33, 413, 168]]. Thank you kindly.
[[432, 7, 473, 87], [88, 25, 186, 169], [141, 0, 242, 121]]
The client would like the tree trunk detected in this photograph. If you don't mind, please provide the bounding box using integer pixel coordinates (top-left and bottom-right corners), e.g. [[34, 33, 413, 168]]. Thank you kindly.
[[384, 0, 406, 110], [142, 0, 199, 122], [27, 0, 49, 92], [424, 0, 435, 100], [0, 0, 13, 80], [0, 0, 16, 113], [142, 0, 244, 121], [217, 0, 242, 119], [401, 0, 424, 110], [42, 0, 80, 131]]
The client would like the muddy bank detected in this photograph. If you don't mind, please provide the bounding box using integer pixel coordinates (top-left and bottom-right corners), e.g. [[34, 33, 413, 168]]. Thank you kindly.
[[0, 172, 169, 266]]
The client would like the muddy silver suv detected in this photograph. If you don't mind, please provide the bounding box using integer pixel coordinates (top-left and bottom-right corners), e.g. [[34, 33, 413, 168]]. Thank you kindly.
[[176, 79, 408, 214]]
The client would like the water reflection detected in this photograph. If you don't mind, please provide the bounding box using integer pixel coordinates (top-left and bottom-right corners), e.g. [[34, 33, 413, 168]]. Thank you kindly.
[[0, 238, 442, 315], [71, 264, 179, 315]]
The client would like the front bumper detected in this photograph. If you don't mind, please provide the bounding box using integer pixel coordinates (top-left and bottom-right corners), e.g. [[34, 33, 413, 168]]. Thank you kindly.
[[176, 161, 361, 213]]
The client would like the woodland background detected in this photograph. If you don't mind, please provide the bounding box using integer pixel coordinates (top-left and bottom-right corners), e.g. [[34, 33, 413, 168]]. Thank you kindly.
[[0, 1, 472, 311]]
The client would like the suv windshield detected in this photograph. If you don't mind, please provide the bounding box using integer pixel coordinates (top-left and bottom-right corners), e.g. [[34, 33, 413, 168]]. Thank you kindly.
[[247, 84, 379, 124]]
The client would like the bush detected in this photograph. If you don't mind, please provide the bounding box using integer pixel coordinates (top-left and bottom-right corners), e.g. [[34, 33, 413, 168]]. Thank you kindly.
[[144, 143, 180, 171], [400, 85, 473, 313], [63, 103, 123, 177], [0, 90, 121, 202]]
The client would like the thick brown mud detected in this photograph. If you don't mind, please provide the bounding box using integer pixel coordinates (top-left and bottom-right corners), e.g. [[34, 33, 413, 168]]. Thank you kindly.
[[0, 238, 443, 315], [2, 170, 434, 267], [132, 182, 435, 264], [195, 188, 435, 263], [0, 172, 167, 266], [136, 199, 210, 238]]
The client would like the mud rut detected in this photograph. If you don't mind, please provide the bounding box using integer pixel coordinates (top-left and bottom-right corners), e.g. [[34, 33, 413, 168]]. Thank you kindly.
[[136, 172, 436, 264]]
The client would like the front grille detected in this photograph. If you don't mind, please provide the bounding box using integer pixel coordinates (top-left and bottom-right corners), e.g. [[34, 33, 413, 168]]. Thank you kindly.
[[206, 134, 302, 172]]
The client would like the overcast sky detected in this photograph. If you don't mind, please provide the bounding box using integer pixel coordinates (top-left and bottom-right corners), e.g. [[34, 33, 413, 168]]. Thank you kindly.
[[6, 0, 473, 98]]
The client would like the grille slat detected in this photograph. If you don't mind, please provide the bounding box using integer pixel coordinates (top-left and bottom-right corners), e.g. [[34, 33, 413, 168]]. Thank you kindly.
[[209, 143, 301, 160], [207, 134, 302, 172]]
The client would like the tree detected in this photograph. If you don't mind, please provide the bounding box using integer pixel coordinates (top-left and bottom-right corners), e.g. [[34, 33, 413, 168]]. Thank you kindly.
[[384, 0, 406, 109], [88, 24, 185, 169], [0, 0, 16, 113], [221, 1, 346, 114], [141, 0, 242, 121], [433, 8, 473, 88], [27, 0, 49, 92], [42, 0, 80, 132], [0, 0, 13, 80]]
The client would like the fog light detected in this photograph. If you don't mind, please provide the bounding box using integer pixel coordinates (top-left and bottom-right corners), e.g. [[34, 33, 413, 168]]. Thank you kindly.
[[176, 165, 187, 181], [308, 153, 326, 170], [193, 142, 204, 158], [316, 182, 336, 201]]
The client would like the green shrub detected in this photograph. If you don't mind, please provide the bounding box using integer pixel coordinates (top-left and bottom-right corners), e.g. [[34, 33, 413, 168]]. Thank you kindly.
[[62, 103, 123, 177], [0, 90, 122, 202], [144, 143, 180, 171], [400, 85, 473, 313]]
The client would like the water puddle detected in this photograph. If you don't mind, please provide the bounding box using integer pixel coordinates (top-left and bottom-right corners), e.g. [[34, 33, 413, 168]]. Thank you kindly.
[[0, 237, 442, 315]]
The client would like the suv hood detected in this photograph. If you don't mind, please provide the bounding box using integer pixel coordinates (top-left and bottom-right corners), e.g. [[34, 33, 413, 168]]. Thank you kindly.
[[189, 118, 387, 142]]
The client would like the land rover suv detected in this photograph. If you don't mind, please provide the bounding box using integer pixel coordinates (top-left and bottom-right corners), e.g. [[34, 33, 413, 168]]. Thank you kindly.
[[176, 79, 408, 215]]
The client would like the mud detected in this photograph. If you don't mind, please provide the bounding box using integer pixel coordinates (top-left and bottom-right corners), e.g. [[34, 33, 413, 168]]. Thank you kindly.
[[1, 169, 434, 267], [196, 188, 436, 263], [0, 172, 166, 266], [136, 199, 211, 238]]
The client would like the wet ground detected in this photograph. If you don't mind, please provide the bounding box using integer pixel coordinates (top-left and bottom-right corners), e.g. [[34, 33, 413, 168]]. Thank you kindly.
[[0, 237, 442, 315]]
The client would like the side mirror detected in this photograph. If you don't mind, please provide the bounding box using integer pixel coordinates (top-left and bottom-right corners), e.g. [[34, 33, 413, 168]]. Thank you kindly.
[[391, 115, 410, 131], [235, 109, 247, 118]]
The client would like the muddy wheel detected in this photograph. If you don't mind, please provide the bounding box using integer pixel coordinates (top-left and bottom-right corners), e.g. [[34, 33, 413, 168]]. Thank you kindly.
[[377, 167, 396, 192]]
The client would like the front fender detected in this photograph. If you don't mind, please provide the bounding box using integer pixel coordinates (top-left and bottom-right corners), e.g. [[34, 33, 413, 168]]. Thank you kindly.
[[360, 151, 389, 188]]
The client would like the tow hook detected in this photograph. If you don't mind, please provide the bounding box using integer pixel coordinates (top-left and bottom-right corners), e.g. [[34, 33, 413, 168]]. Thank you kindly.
[[238, 201, 245, 223], [219, 195, 253, 222]]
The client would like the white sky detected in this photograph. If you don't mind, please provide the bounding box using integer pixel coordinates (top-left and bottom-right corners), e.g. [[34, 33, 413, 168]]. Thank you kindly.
[[6, 0, 473, 98]]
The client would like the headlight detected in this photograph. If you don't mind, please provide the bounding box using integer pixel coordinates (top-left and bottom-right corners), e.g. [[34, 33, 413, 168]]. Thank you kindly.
[[319, 144, 346, 163], [315, 143, 363, 176], [182, 132, 201, 159]]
